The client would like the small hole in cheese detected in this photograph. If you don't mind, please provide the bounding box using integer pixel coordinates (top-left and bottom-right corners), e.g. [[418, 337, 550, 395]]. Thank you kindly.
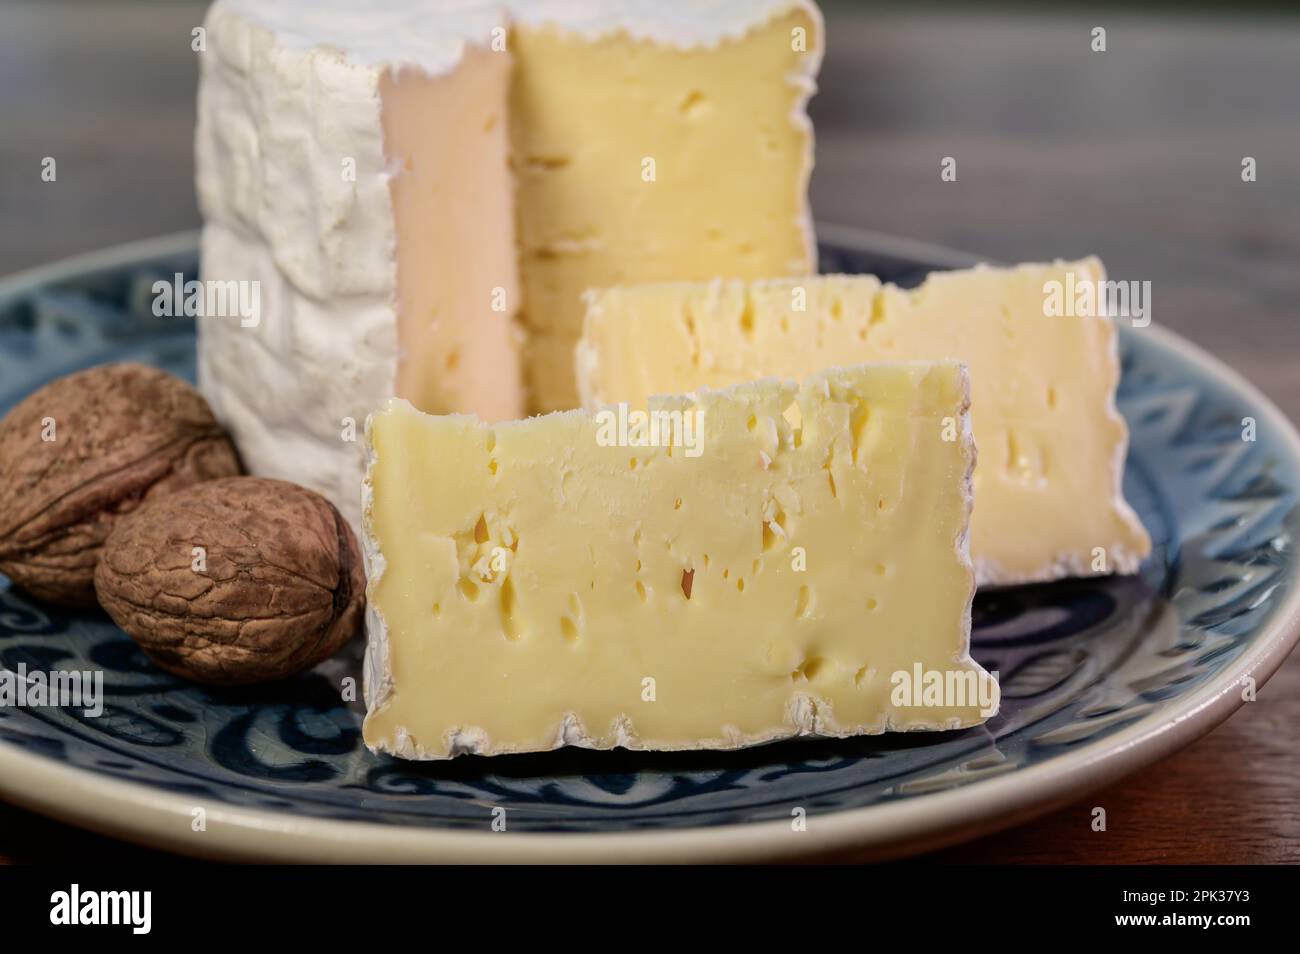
[[850, 399, 870, 464], [500, 577, 522, 641], [677, 88, 707, 117], [762, 507, 787, 550], [739, 297, 755, 336], [782, 402, 803, 448], [792, 656, 826, 682], [869, 292, 887, 328], [680, 569, 694, 600]]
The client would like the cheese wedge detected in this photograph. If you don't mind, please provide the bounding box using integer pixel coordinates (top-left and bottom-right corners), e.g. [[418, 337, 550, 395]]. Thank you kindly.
[[362, 362, 995, 759], [195, 0, 822, 531], [576, 260, 1152, 586]]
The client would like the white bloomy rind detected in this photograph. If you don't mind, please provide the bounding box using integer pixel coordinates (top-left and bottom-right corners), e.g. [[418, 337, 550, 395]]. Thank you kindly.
[[195, 0, 822, 534], [196, 1, 405, 533], [359, 418, 392, 725]]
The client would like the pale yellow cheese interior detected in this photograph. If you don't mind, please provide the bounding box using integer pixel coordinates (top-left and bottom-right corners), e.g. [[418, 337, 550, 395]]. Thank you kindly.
[[364, 362, 991, 758], [509, 11, 817, 411], [577, 261, 1152, 584], [377, 8, 817, 418]]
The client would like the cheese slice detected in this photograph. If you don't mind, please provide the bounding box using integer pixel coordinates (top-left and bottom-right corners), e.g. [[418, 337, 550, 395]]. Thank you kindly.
[[195, 0, 821, 531], [362, 362, 995, 759], [576, 260, 1152, 586]]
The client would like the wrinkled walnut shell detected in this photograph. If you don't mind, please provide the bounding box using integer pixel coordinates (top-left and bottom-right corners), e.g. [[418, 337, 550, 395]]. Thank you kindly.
[[94, 476, 364, 685], [0, 363, 241, 606]]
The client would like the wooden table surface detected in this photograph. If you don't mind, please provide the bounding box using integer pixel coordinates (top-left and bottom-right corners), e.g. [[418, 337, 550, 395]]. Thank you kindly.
[[0, 1, 1297, 863]]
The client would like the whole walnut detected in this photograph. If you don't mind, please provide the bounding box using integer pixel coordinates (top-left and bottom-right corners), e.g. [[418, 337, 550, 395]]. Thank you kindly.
[[94, 477, 365, 685], [0, 363, 241, 606]]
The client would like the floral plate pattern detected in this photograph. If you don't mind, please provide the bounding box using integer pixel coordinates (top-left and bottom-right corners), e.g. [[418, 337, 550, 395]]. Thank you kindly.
[[0, 227, 1296, 862]]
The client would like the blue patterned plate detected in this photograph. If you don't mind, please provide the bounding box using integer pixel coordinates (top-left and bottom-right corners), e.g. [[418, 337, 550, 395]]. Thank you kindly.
[[1, 227, 1297, 862]]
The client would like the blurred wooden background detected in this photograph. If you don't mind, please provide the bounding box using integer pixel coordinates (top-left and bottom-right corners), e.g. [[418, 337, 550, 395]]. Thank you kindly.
[[0, 0, 1297, 863]]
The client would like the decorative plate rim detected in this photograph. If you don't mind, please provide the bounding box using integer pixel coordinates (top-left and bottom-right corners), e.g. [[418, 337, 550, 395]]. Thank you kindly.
[[0, 226, 1297, 863]]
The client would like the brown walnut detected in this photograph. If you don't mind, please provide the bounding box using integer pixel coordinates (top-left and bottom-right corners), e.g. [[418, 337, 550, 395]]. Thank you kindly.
[[0, 363, 241, 606], [94, 476, 365, 685]]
